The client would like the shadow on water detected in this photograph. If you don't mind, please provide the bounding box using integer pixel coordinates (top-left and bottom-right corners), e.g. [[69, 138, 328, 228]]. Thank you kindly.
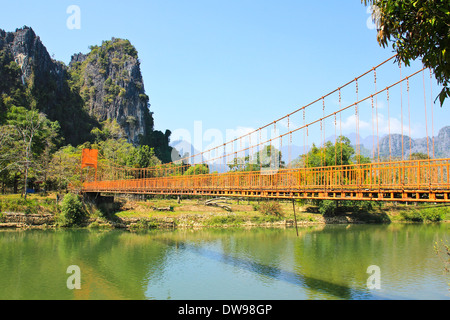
[[159, 238, 379, 300]]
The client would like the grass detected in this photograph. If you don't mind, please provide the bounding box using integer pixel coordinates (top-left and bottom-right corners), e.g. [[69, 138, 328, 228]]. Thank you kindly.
[[207, 214, 247, 226], [387, 204, 450, 223], [115, 198, 324, 227], [1, 193, 449, 228], [0, 193, 58, 215]]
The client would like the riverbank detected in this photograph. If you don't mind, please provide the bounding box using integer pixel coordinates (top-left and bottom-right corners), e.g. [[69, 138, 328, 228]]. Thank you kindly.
[[1, 193, 449, 230]]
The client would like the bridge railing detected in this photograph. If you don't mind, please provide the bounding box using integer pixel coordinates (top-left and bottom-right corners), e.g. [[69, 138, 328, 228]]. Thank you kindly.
[[82, 158, 450, 195]]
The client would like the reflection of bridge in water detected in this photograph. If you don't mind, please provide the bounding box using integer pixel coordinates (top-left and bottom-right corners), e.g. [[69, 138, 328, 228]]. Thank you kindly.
[[80, 55, 450, 203]]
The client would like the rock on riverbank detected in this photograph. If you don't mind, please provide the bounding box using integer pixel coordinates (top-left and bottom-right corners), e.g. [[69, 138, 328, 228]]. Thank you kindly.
[[0, 213, 55, 229]]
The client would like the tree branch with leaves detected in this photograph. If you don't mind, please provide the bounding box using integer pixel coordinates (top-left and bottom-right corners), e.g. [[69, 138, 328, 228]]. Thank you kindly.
[[363, 0, 450, 106]]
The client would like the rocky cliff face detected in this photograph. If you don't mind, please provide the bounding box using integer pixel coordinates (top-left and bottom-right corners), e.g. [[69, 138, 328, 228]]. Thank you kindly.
[[68, 38, 153, 145], [0, 27, 64, 86], [0, 27, 168, 155], [0, 26, 97, 145]]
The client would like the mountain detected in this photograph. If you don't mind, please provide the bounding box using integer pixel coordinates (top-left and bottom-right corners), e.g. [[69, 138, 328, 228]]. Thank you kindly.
[[0, 26, 172, 162], [0, 26, 97, 145], [281, 126, 450, 163], [68, 38, 152, 146], [377, 126, 450, 159]]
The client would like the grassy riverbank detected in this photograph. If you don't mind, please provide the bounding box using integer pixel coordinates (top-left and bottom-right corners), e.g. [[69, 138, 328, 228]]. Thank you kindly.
[[1, 193, 449, 229]]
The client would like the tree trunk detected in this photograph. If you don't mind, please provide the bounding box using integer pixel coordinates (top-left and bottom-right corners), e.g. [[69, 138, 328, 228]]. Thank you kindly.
[[23, 165, 28, 200], [23, 140, 32, 201], [13, 173, 18, 194]]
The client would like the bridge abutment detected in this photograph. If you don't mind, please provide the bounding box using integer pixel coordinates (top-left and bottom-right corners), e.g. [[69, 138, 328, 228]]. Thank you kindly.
[[83, 192, 116, 211]]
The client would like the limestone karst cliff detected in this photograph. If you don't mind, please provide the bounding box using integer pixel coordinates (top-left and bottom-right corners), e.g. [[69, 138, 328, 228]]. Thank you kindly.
[[0, 26, 172, 162], [68, 38, 154, 146]]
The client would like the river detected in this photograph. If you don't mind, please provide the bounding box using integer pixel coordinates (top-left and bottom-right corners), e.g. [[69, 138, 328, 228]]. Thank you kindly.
[[0, 224, 448, 300]]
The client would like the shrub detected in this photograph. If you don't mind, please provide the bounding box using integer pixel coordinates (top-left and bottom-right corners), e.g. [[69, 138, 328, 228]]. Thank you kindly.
[[58, 193, 87, 227], [259, 201, 284, 217], [318, 200, 337, 216], [316, 200, 376, 216], [399, 207, 445, 223], [351, 201, 374, 213], [420, 208, 444, 222]]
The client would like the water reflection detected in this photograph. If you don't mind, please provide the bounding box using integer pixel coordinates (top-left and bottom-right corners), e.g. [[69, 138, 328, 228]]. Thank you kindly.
[[176, 243, 364, 300], [0, 224, 448, 300], [148, 225, 449, 300]]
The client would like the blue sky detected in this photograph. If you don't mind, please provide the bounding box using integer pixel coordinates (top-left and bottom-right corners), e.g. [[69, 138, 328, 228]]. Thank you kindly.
[[1, 0, 448, 157]]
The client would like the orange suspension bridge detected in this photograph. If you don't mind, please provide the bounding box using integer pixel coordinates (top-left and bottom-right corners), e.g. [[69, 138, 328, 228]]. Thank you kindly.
[[80, 56, 450, 203]]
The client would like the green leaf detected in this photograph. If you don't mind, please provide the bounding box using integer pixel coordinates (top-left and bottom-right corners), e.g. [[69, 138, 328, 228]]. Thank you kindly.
[[439, 87, 449, 107]]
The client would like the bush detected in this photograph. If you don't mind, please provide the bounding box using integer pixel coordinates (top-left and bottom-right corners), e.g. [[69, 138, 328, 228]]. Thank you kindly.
[[58, 193, 87, 227], [259, 201, 284, 217], [318, 200, 337, 216], [400, 208, 444, 222], [351, 201, 375, 213], [316, 200, 376, 216], [421, 208, 445, 222], [400, 210, 424, 222]]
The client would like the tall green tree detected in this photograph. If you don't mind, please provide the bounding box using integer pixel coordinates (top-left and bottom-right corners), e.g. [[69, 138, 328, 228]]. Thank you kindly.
[[184, 164, 210, 176], [0, 125, 16, 172], [35, 120, 63, 191], [6, 106, 55, 199], [48, 145, 83, 191], [227, 145, 285, 172], [298, 136, 370, 168], [363, 0, 450, 106], [126, 145, 162, 169]]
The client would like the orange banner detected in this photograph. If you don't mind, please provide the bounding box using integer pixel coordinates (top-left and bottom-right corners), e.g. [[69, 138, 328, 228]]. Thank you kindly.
[[81, 149, 98, 169]]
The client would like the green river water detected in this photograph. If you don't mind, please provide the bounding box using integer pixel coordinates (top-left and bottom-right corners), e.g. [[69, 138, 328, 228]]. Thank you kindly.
[[0, 224, 448, 300]]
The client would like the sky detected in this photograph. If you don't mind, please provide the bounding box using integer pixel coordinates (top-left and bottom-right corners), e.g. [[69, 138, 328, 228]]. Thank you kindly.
[[1, 0, 448, 158]]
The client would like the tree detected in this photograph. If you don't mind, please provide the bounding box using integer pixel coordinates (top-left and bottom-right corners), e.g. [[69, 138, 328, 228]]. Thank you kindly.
[[227, 145, 285, 172], [91, 119, 125, 142], [126, 145, 161, 169], [58, 193, 87, 227], [35, 120, 63, 192], [298, 136, 369, 168], [0, 125, 16, 172], [48, 145, 83, 191], [410, 152, 429, 160], [259, 145, 285, 170], [297, 136, 375, 216], [7, 107, 47, 199], [184, 164, 210, 176], [363, 0, 450, 106]]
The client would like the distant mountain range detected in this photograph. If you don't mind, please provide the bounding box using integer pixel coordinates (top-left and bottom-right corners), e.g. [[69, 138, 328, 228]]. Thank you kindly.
[[280, 125, 450, 162], [171, 126, 450, 167], [376, 126, 450, 159]]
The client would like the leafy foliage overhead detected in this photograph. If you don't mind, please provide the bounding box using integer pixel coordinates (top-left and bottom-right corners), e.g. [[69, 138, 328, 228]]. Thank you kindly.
[[363, 0, 450, 106]]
